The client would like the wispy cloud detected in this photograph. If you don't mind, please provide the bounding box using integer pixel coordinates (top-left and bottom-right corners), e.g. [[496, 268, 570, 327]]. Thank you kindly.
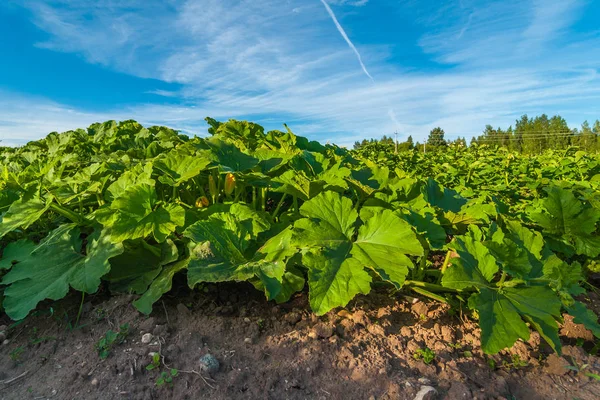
[[319, 0, 374, 81], [2, 0, 600, 148]]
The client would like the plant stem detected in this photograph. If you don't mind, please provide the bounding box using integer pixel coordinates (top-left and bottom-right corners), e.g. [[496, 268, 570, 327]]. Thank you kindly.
[[75, 291, 85, 328], [272, 193, 287, 219], [404, 280, 460, 293], [497, 271, 507, 288], [409, 287, 448, 303], [49, 203, 86, 225]]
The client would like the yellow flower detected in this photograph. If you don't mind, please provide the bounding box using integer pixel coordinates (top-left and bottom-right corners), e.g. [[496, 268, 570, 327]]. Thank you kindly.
[[195, 196, 209, 208], [224, 173, 236, 195]]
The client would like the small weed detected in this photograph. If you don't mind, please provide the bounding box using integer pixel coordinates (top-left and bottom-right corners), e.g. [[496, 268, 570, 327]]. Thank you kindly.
[[146, 353, 161, 371], [257, 319, 265, 330], [9, 346, 24, 362], [413, 347, 435, 364], [487, 358, 497, 369], [95, 323, 130, 359], [156, 369, 178, 387], [447, 342, 462, 350], [462, 350, 473, 358], [501, 354, 528, 370], [566, 358, 600, 381]]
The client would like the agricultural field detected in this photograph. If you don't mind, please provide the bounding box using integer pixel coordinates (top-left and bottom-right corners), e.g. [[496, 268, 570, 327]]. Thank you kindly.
[[0, 119, 599, 399]]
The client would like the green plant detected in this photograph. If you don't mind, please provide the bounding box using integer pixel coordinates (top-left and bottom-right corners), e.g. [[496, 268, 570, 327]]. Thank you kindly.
[[95, 323, 130, 359], [501, 354, 528, 370], [565, 358, 600, 381], [146, 353, 161, 371], [0, 118, 599, 359], [156, 369, 179, 387], [9, 346, 24, 362], [413, 347, 436, 364]]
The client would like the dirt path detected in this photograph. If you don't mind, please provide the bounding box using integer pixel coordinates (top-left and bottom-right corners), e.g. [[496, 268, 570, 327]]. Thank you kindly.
[[1, 284, 599, 400]]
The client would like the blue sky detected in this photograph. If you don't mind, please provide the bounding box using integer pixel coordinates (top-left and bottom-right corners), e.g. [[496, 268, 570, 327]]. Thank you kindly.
[[1, 0, 599, 147]]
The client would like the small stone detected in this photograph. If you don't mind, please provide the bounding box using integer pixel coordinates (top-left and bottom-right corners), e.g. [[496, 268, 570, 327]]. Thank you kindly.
[[91, 378, 99, 386], [337, 310, 352, 319], [244, 337, 253, 344], [308, 330, 318, 339], [400, 326, 412, 337], [418, 377, 431, 385], [199, 354, 220, 376], [141, 333, 153, 344], [312, 323, 333, 338], [244, 317, 251, 323], [3, 339, 9, 346], [414, 385, 437, 400]]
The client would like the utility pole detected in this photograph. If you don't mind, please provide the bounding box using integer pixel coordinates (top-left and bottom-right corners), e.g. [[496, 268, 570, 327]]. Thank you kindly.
[[394, 131, 398, 154]]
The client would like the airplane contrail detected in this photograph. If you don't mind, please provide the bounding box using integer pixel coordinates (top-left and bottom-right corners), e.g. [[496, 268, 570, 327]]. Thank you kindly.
[[319, 0, 374, 81]]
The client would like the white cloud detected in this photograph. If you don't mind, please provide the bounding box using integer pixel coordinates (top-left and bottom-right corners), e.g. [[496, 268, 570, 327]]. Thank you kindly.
[[2, 0, 600, 148]]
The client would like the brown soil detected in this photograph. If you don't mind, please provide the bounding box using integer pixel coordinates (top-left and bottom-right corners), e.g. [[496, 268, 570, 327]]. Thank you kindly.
[[0, 284, 599, 400]]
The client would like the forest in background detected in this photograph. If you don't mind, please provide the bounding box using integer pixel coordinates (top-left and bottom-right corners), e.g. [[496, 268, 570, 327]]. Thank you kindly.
[[354, 114, 600, 153]]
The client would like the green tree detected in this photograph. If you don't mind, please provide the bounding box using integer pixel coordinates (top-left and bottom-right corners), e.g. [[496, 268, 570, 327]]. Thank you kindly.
[[427, 127, 446, 147]]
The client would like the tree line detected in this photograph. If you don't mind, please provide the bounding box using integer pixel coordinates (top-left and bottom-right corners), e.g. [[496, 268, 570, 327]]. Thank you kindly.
[[353, 115, 600, 153]]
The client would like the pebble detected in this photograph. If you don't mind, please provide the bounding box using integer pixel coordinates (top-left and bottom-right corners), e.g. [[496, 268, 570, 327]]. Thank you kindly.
[[91, 378, 99, 386], [244, 337, 253, 344], [244, 317, 251, 323], [198, 353, 220, 376], [414, 385, 437, 400], [3, 339, 9, 346], [141, 333, 153, 344]]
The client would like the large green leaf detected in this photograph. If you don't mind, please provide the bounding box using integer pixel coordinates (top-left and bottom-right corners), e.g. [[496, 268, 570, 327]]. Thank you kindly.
[[105, 240, 162, 294], [0, 239, 36, 270], [442, 235, 498, 290], [352, 208, 422, 288], [297, 191, 357, 241], [184, 218, 284, 300], [272, 170, 325, 200], [0, 196, 52, 239], [154, 151, 212, 186], [206, 138, 259, 172], [134, 258, 190, 315], [470, 286, 562, 354], [97, 184, 185, 243], [2, 224, 123, 320], [305, 245, 372, 315], [530, 187, 600, 257]]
